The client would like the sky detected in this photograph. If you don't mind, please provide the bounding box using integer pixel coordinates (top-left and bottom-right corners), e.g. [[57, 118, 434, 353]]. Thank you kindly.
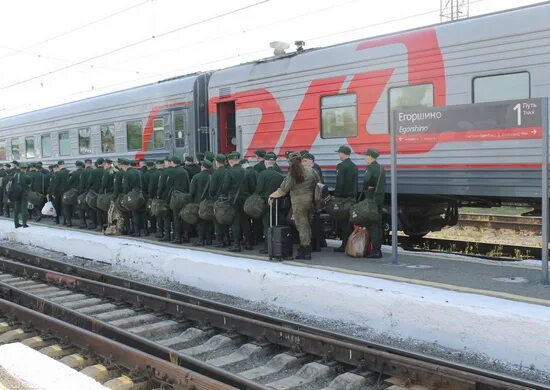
[[0, 0, 543, 118]]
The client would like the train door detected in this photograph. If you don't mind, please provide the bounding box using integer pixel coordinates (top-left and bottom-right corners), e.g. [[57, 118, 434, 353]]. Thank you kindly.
[[217, 101, 236, 154], [172, 110, 189, 157]]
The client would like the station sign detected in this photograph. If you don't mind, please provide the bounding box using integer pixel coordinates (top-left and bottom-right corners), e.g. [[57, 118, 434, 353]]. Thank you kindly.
[[394, 98, 544, 146]]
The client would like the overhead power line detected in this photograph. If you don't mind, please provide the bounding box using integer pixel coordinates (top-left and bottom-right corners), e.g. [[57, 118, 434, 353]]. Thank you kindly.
[[0, 0, 269, 91]]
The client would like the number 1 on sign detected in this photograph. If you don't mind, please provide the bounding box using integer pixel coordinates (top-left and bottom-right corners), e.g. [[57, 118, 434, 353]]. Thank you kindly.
[[513, 103, 522, 126]]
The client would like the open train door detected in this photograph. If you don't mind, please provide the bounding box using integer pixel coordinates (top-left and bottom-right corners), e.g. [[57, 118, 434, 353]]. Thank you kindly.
[[217, 101, 236, 154]]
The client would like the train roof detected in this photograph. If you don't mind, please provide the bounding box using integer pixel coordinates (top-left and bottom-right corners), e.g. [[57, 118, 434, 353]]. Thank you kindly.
[[0, 73, 201, 128]]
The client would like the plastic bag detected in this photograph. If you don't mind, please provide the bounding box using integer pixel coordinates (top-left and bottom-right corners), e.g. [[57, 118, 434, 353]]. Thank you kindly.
[[345, 226, 370, 258], [41, 201, 57, 217]]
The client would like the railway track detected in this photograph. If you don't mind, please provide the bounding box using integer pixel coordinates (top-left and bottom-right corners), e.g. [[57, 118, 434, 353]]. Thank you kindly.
[[0, 245, 546, 389], [457, 213, 542, 233]]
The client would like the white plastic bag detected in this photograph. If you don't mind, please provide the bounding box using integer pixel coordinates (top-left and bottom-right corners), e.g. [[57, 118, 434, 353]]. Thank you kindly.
[[41, 201, 57, 217]]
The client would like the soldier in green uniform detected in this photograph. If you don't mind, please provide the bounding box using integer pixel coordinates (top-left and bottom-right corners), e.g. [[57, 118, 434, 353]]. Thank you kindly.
[[210, 154, 229, 247], [119, 158, 144, 236], [190, 160, 212, 246], [141, 160, 154, 234], [333, 145, 358, 252], [30, 162, 47, 221], [76, 159, 93, 228], [205, 151, 215, 163], [112, 159, 129, 233], [255, 152, 284, 253], [3, 164, 14, 217], [157, 156, 175, 241], [11, 163, 31, 228], [220, 152, 248, 252], [52, 160, 69, 225], [148, 160, 164, 237], [362, 148, 386, 258], [87, 158, 104, 230], [302, 152, 326, 251], [184, 156, 200, 180], [196, 152, 205, 164], [240, 158, 258, 249], [99, 158, 117, 230], [63, 161, 83, 227], [253, 149, 267, 173], [168, 156, 190, 244], [47, 164, 58, 222]]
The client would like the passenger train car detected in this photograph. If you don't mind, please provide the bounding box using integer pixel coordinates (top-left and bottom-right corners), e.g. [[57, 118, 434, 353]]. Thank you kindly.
[[1, 2, 549, 236]]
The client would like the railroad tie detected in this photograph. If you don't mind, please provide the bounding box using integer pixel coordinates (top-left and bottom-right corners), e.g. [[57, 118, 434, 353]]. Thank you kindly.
[[157, 327, 208, 349], [265, 361, 336, 390], [20, 335, 47, 349], [320, 372, 368, 390], [60, 353, 88, 369], [0, 328, 26, 343], [108, 313, 158, 328], [77, 303, 118, 315], [207, 342, 272, 370], [93, 308, 136, 321], [80, 363, 110, 382], [39, 344, 70, 359], [239, 352, 305, 382], [180, 333, 243, 360], [103, 375, 147, 390], [0, 321, 13, 333], [126, 319, 180, 338]]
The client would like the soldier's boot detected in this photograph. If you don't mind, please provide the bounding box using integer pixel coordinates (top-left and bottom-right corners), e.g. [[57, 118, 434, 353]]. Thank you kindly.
[[259, 241, 268, 254], [295, 245, 311, 260], [181, 232, 190, 244], [366, 245, 383, 259]]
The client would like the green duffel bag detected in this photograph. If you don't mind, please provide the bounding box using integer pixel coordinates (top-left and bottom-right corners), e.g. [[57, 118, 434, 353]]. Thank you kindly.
[[121, 189, 146, 211], [180, 202, 200, 225], [96, 193, 113, 212], [198, 199, 215, 221], [243, 194, 266, 218], [151, 198, 169, 217], [349, 198, 380, 226], [86, 190, 98, 209], [27, 191, 43, 207], [62, 188, 78, 206], [326, 196, 355, 221], [77, 192, 89, 210], [214, 197, 235, 225], [170, 190, 192, 211]]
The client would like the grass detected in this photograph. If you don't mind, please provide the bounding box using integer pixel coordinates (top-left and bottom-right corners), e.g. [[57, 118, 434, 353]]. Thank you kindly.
[[460, 206, 534, 216]]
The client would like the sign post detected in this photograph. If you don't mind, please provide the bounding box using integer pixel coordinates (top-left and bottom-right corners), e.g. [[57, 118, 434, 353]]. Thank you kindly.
[[390, 111, 398, 265], [542, 98, 549, 285]]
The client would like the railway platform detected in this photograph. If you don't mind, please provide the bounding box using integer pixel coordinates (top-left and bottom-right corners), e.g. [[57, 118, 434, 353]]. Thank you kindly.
[[0, 217, 549, 373]]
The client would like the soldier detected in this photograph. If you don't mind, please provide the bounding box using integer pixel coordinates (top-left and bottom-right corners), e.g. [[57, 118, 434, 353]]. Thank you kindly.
[[362, 148, 386, 258], [3, 164, 14, 217], [100, 158, 117, 229], [205, 151, 215, 163], [239, 158, 257, 249], [168, 156, 190, 244], [301, 151, 324, 184], [253, 149, 267, 173], [52, 160, 69, 225], [333, 145, 358, 252], [141, 160, 155, 234], [255, 152, 284, 253], [190, 159, 212, 246], [220, 152, 248, 252], [302, 152, 326, 251], [30, 162, 47, 221], [196, 152, 205, 164], [184, 156, 200, 180], [77, 159, 93, 228], [148, 159, 164, 237], [157, 156, 175, 241], [210, 154, 229, 247], [87, 158, 104, 230], [119, 158, 144, 237], [269, 153, 317, 260], [47, 164, 58, 222], [11, 162, 31, 228], [113, 158, 129, 233], [63, 161, 83, 227]]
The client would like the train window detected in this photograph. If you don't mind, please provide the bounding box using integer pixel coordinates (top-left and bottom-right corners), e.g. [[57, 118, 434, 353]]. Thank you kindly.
[[59, 132, 70, 156], [389, 84, 433, 112], [78, 128, 91, 155], [100, 124, 115, 153], [41, 135, 51, 158], [174, 114, 185, 148], [11, 139, 20, 160], [25, 137, 35, 159], [473, 72, 530, 103], [126, 121, 142, 151], [0, 141, 6, 160], [153, 118, 165, 149], [320, 94, 358, 138]]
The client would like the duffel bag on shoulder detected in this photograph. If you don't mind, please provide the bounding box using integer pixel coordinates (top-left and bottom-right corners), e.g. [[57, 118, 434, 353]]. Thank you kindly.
[[122, 189, 146, 211], [62, 188, 78, 206], [326, 196, 355, 221], [27, 190, 43, 207], [243, 194, 265, 218], [180, 202, 200, 225], [170, 190, 192, 211], [349, 198, 380, 226], [198, 199, 215, 221], [96, 193, 113, 211], [151, 198, 169, 217], [86, 190, 98, 209], [77, 192, 89, 210], [214, 197, 235, 225]]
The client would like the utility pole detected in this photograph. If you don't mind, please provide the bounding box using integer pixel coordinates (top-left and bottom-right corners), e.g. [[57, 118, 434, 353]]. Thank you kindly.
[[440, 0, 469, 22]]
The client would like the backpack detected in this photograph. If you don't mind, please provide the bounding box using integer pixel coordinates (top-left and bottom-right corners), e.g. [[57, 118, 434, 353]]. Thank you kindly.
[[314, 182, 330, 211]]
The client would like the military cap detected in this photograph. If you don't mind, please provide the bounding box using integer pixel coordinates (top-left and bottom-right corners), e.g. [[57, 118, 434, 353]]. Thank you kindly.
[[12, 160, 18, 165], [227, 151, 241, 160], [146, 160, 154, 167], [202, 160, 213, 169], [96, 157, 104, 165], [299, 150, 309, 156], [118, 158, 130, 165], [215, 154, 226, 163], [336, 145, 352, 155], [239, 159, 249, 165], [84, 158, 92, 163], [5, 164, 11, 168], [205, 151, 215, 162], [75, 160, 85, 167], [104, 158, 113, 164], [18, 162, 29, 168], [288, 152, 301, 160], [170, 156, 181, 164], [254, 149, 266, 158], [302, 152, 315, 161], [284, 151, 294, 158], [365, 148, 380, 158], [265, 152, 277, 161], [36, 161, 43, 166], [130, 161, 138, 167], [196, 152, 205, 162], [184, 156, 193, 163], [155, 159, 164, 165], [57, 160, 64, 165]]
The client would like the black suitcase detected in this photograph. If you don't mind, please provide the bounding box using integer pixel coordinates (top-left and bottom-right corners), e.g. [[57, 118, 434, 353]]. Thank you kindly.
[[268, 199, 293, 260]]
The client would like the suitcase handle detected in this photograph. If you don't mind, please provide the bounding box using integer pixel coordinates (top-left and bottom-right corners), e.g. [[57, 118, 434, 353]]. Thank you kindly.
[[270, 198, 278, 227]]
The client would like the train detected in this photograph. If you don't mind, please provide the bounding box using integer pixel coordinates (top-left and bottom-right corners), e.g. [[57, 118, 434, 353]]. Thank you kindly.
[[1, 2, 549, 237]]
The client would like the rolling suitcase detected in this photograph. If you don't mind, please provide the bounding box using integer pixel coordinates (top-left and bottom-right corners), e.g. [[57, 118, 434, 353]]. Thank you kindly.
[[267, 199, 293, 261]]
